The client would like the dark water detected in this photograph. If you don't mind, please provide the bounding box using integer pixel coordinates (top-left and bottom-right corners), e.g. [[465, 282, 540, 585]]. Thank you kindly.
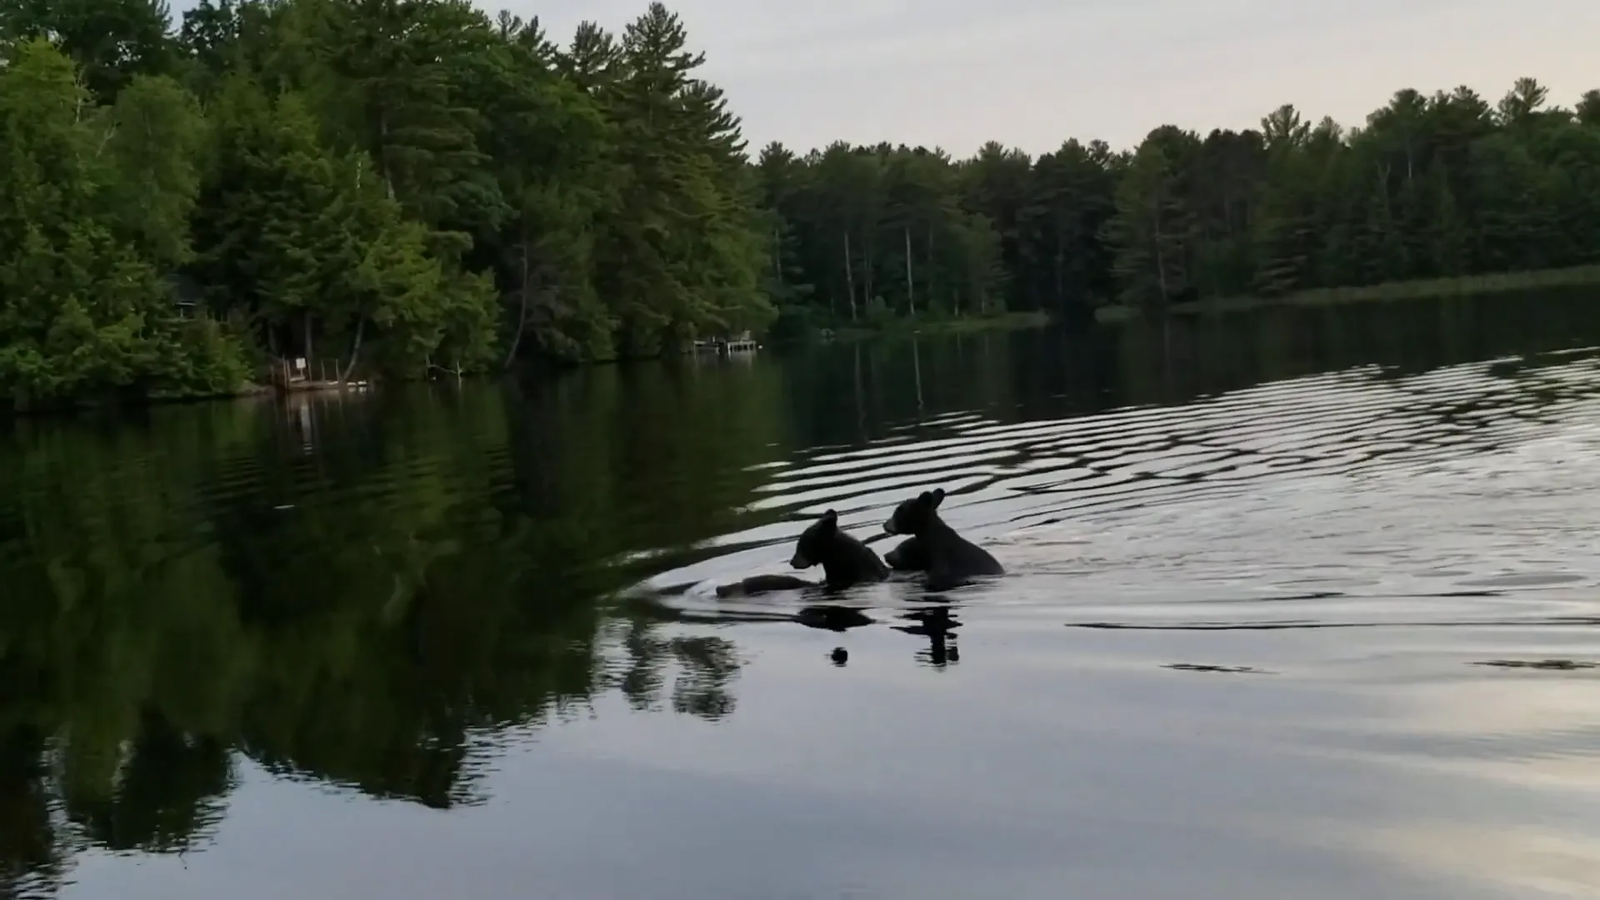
[[8, 290, 1600, 899]]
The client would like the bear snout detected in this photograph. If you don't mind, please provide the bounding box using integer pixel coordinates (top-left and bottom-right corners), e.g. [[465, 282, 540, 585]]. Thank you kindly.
[[790, 552, 811, 568]]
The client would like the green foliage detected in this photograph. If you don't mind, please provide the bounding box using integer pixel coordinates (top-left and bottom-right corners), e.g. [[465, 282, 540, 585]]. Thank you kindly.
[[1088, 81, 1600, 312], [762, 78, 1600, 325], [0, 0, 781, 409], [0, 39, 245, 409], [0, 0, 178, 100], [5, 0, 1599, 406]]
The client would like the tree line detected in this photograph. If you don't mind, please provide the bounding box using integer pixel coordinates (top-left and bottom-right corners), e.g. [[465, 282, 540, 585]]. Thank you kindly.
[[758, 80, 1600, 329], [2, 0, 1598, 410], [1, 0, 777, 409]]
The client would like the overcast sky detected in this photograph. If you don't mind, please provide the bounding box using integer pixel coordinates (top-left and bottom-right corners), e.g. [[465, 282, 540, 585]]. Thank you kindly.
[[171, 0, 1599, 157], [524, 0, 1598, 157]]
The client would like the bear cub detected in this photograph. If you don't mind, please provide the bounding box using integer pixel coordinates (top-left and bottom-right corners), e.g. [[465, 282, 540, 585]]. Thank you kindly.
[[883, 536, 927, 571], [790, 508, 891, 590], [882, 488, 1003, 588], [715, 509, 891, 597]]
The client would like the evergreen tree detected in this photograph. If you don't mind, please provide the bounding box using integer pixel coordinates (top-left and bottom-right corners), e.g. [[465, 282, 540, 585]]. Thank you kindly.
[[2, 0, 1599, 408]]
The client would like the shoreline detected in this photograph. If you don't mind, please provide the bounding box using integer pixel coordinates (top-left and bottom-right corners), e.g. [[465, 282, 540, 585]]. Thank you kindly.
[[827, 310, 1052, 342], [36, 268, 1598, 417], [1093, 265, 1600, 323], [12, 264, 1595, 417], [0, 312, 1058, 418], [5, 380, 373, 418]]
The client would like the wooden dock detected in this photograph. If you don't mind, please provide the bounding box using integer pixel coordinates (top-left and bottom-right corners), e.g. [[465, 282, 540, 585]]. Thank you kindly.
[[278, 378, 371, 393], [691, 331, 760, 356], [271, 358, 372, 394]]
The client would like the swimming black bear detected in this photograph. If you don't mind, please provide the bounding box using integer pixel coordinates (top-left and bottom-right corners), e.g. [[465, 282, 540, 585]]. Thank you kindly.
[[883, 536, 927, 572], [790, 508, 891, 589], [714, 509, 891, 597], [882, 488, 1003, 590]]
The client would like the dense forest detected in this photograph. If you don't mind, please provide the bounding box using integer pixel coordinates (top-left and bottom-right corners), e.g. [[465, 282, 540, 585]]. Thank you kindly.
[[2, 0, 1599, 409]]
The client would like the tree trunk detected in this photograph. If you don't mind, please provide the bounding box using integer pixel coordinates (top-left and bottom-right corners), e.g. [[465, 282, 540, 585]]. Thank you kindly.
[[1154, 235, 1170, 304], [338, 318, 366, 382], [303, 311, 314, 367], [771, 225, 782, 289], [379, 111, 396, 200], [903, 226, 915, 316], [1151, 192, 1170, 305], [1054, 233, 1065, 309], [843, 230, 857, 320], [504, 243, 531, 368], [863, 233, 875, 308]]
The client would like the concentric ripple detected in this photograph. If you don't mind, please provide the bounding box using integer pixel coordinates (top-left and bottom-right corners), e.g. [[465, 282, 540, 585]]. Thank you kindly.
[[640, 345, 1600, 639]]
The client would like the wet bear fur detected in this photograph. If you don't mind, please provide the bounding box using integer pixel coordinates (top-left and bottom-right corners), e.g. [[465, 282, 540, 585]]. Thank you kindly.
[[882, 488, 1004, 589], [715, 510, 890, 597], [883, 536, 928, 572], [790, 509, 891, 589]]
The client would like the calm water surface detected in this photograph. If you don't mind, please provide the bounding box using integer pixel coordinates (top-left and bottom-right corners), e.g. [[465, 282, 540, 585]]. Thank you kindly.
[[8, 291, 1600, 899]]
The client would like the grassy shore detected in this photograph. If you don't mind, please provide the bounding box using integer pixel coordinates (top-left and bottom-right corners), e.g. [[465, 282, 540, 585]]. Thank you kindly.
[[1093, 265, 1600, 324], [829, 309, 1051, 341]]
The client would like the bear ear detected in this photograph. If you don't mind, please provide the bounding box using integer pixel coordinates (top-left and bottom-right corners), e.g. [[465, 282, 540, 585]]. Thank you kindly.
[[931, 487, 945, 506], [820, 509, 838, 526]]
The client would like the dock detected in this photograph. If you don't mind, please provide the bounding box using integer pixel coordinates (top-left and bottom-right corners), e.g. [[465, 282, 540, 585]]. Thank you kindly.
[[271, 357, 372, 394], [691, 331, 760, 356], [279, 379, 371, 393]]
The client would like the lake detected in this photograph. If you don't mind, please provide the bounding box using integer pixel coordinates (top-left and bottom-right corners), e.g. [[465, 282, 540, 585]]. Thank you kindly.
[[7, 289, 1600, 899]]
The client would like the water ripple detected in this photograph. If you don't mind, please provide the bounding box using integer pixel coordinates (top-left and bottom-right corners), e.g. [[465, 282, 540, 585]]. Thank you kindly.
[[641, 348, 1600, 640]]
